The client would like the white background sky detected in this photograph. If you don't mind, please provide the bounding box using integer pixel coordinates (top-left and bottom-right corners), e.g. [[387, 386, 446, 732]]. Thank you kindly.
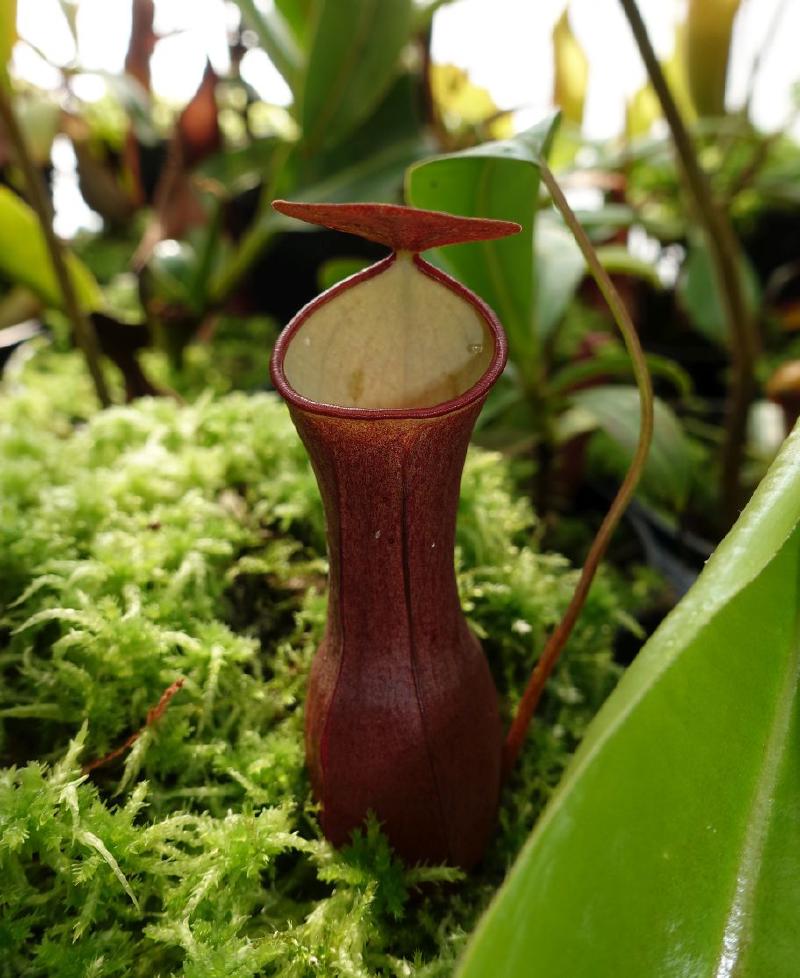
[[10, 0, 800, 233]]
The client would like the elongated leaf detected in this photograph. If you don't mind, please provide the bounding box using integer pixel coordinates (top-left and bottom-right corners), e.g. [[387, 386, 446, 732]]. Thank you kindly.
[[567, 384, 690, 508], [595, 243, 660, 288], [535, 214, 583, 338], [0, 187, 102, 312], [207, 134, 426, 305], [406, 114, 560, 387], [300, 0, 412, 153], [552, 351, 692, 398], [458, 422, 800, 978], [678, 237, 761, 347], [233, 0, 302, 95], [275, 0, 315, 48], [685, 0, 741, 117], [1, 0, 16, 86], [552, 8, 587, 127], [291, 71, 426, 196], [626, 81, 661, 139]]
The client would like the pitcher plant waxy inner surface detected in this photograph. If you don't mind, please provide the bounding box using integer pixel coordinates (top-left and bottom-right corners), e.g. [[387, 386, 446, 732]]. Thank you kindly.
[[270, 201, 521, 868]]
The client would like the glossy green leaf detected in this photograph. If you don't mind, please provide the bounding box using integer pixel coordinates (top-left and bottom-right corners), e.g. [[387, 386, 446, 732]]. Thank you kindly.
[[406, 114, 560, 387], [233, 0, 302, 95], [678, 237, 761, 347], [567, 384, 690, 508], [0, 187, 101, 312], [300, 0, 413, 153], [458, 421, 800, 978]]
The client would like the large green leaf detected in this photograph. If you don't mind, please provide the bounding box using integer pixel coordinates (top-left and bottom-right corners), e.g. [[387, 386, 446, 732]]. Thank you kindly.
[[300, 0, 412, 153], [290, 71, 427, 198], [405, 114, 560, 389], [0, 187, 101, 312], [566, 384, 691, 509], [458, 421, 800, 978]]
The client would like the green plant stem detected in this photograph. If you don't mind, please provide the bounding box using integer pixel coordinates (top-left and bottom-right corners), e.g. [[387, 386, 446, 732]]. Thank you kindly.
[[618, 0, 758, 527], [0, 85, 110, 407], [503, 163, 655, 778]]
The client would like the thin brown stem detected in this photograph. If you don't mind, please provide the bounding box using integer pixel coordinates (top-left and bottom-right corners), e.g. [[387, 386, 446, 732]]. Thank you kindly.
[[503, 164, 655, 778], [618, 0, 758, 527], [82, 677, 185, 774], [0, 85, 111, 406]]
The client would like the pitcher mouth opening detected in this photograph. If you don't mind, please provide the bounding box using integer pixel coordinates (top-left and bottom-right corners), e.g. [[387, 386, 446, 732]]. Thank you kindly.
[[270, 253, 508, 421]]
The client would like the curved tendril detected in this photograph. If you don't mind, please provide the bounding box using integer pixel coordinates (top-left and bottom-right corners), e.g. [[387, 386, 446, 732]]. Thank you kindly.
[[503, 161, 655, 778]]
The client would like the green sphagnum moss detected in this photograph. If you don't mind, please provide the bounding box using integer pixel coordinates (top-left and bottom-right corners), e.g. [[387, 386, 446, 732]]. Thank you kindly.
[[0, 345, 637, 977]]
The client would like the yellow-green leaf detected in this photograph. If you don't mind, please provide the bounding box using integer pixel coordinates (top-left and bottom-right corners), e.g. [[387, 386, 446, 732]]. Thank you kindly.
[[552, 7, 588, 128], [0, 0, 17, 86], [685, 0, 742, 117], [0, 186, 102, 313], [626, 82, 661, 140]]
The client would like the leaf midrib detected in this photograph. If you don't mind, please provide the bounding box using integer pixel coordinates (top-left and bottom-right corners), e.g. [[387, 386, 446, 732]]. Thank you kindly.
[[713, 550, 800, 977], [304, 0, 379, 153]]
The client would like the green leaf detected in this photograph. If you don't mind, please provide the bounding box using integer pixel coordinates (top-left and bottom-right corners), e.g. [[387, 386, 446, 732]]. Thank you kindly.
[[275, 0, 316, 48], [208, 133, 427, 305], [291, 71, 427, 199], [1, 0, 16, 86], [412, 0, 460, 31], [552, 8, 588, 128], [535, 219, 660, 340], [458, 421, 800, 978], [300, 0, 413, 153], [406, 113, 561, 388], [317, 256, 371, 292], [566, 384, 690, 508], [595, 244, 660, 289], [685, 0, 741, 117], [535, 214, 584, 338], [232, 0, 303, 95], [551, 351, 692, 398], [0, 186, 102, 312], [678, 237, 761, 347]]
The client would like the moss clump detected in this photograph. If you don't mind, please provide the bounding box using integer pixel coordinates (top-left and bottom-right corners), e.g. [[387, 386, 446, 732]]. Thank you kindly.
[[1, 348, 635, 977]]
